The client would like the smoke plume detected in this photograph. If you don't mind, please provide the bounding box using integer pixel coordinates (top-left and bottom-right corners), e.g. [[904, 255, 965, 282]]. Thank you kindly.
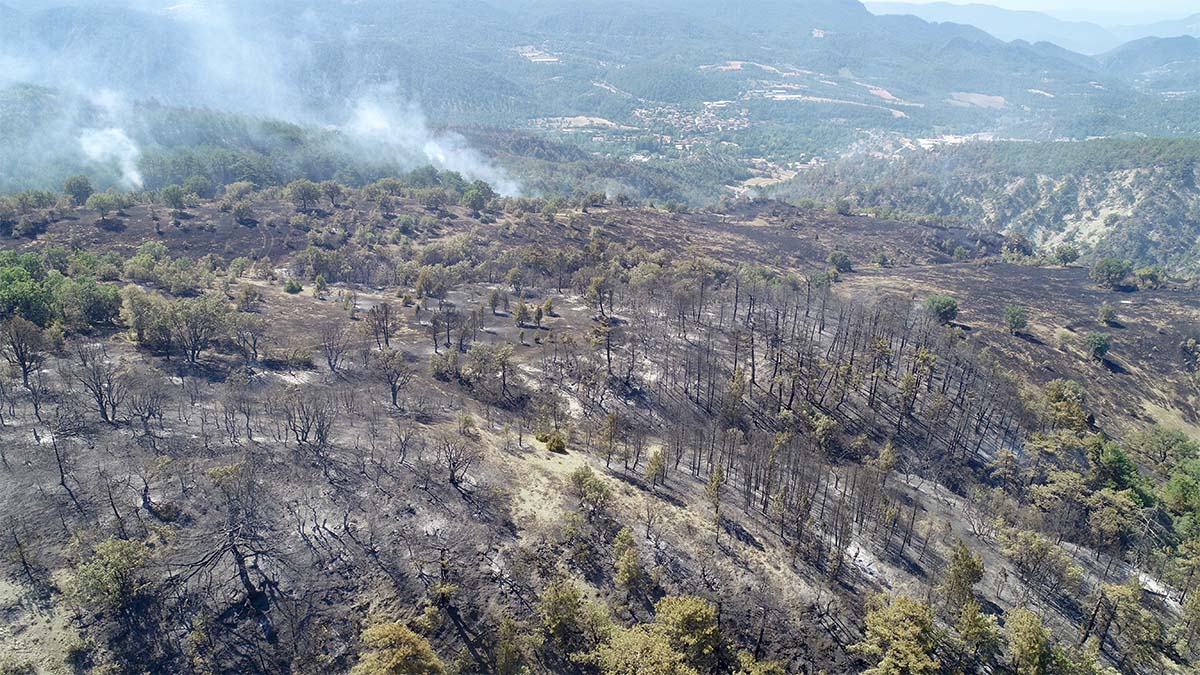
[[79, 128, 144, 190], [345, 99, 520, 196]]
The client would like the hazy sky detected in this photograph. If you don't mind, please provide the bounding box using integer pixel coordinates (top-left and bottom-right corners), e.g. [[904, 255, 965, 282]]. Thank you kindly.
[[900, 0, 1196, 23]]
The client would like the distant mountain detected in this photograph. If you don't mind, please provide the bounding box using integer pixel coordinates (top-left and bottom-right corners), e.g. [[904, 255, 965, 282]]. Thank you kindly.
[[869, 2, 1200, 55], [1112, 13, 1200, 43], [1101, 35, 1200, 93], [866, 2, 1121, 53]]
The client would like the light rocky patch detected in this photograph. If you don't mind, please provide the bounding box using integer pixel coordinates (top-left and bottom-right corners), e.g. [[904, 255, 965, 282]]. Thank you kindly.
[[947, 92, 1006, 109]]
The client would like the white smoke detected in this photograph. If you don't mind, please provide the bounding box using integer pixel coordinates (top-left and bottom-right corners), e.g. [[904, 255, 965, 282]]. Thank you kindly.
[[2, 2, 519, 196], [79, 128, 144, 190], [345, 99, 520, 196]]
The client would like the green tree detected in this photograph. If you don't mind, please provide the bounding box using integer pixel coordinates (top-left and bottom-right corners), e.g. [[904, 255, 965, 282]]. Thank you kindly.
[[63, 175, 94, 206], [924, 295, 958, 325], [733, 652, 788, 675], [651, 595, 724, 673], [461, 187, 488, 214], [288, 179, 322, 212], [233, 201, 255, 224], [851, 593, 940, 675], [160, 184, 187, 211], [1053, 244, 1080, 266], [613, 527, 644, 594], [172, 295, 229, 364], [70, 537, 149, 614], [1041, 379, 1089, 431], [1048, 645, 1117, 675], [514, 300, 531, 327], [320, 181, 344, 209], [1133, 264, 1165, 290], [1084, 333, 1111, 362], [1005, 607, 1050, 675], [954, 597, 1001, 668], [1089, 258, 1132, 290], [537, 578, 611, 656], [0, 266, 53, 326], [940, 539, 984, 615], [644, 448, 667, 487], [1177, 588, 1200, 657], [1127, 425, 1198, 467], [1003, 305, 1028, 335], [569, 466, 613, 522], [494, 615, 540, 675], [182, 175, 213, 199], [596, 625, 698, 675], [874, 441, 898, 487], [86, 192, 121, 220], [1031, 470, 1088, 541], [349, 622, 445, 675], [54, 278, 122, 330]]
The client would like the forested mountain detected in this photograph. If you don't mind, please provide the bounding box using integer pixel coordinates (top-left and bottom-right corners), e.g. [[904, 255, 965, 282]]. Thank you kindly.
[[1101, 36, 1200, 93], [776, 138, 1200, 273], [3, 0, 1199, 269]]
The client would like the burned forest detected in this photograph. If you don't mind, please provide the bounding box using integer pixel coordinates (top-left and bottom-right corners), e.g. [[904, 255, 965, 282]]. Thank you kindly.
[[1, 174, 1198, 675]]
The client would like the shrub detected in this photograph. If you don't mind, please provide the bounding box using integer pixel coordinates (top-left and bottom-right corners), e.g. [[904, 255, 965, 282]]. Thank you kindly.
[[544, 431, 567, 454], [1134, 264, 1166, 289], [827, 250, 853, 273], [1084, 332, 1111, 361], [70, 538, 149, 613], [1089, 257, 1132, 289], [1053, 244, 1079, 265], [160, 184, 187, 211], [283, 279, 303, 294], [233, 202, 255, 224], [925, 294, 959, 325]]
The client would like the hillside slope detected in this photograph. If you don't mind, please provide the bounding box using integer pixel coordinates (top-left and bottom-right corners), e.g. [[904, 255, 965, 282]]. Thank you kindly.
[[1, 178, 1199, 673], [777, 139, 1200, 273]]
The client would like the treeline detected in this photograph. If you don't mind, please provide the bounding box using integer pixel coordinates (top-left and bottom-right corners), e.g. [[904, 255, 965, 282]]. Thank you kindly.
[[0, 85, 728, 205]]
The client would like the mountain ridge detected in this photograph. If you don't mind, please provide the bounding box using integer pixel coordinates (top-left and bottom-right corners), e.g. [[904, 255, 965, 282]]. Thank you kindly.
[[869, 1, 1200, 55]]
